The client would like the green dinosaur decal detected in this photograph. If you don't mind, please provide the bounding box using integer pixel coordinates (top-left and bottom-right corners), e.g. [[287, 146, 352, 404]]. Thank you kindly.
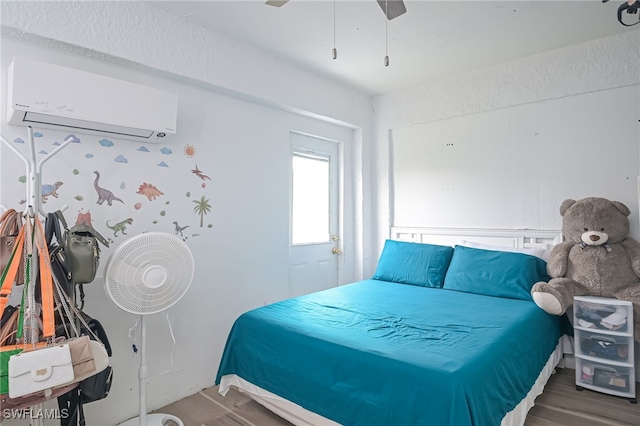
[[106, 218, 133, 237]]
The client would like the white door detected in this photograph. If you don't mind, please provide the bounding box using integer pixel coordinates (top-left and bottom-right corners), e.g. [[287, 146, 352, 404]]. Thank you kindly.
[[289, 132, 340, 298]]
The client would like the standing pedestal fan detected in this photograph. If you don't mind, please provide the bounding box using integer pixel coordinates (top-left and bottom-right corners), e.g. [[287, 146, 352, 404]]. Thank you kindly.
[[104, 232, 195, 426]]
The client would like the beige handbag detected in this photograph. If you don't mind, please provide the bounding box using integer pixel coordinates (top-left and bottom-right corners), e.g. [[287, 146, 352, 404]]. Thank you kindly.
[[63, 335, 109, 383], [67, 335, 96, 380]]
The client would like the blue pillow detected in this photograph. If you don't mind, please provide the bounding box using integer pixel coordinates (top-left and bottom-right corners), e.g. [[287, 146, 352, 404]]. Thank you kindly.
[[372, 240, 454, 287], [443, 245, 550, 300]]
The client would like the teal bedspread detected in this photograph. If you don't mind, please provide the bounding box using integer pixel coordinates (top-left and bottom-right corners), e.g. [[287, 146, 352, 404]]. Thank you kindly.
[[215, 280, 564, 425]]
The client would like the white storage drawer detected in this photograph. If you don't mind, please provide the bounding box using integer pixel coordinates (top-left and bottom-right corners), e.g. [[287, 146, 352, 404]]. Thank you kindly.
[[573, 297, 632, 334], [576, 358, 635, 397], [575, 329, 633, 364]]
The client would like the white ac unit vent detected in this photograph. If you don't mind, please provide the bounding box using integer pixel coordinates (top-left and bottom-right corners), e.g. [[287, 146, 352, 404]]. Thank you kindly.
[[7, 57, 178, 142]]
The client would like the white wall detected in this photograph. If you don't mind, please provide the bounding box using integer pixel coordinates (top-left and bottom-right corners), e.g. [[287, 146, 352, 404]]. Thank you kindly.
[[371, 30, 640, 273], [391, 85, 639, 231], [0, 1, 373, 424]]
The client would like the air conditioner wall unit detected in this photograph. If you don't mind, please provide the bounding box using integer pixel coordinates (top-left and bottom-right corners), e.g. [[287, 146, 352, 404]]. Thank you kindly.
[[7, 57, 178, 142]]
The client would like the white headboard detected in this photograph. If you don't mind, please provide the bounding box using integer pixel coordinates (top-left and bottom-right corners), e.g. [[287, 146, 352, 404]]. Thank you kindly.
[[390, 227, 562, 250]]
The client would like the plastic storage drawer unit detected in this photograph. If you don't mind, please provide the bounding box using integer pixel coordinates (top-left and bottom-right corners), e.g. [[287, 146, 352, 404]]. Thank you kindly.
[[573, 296, 635, 403]]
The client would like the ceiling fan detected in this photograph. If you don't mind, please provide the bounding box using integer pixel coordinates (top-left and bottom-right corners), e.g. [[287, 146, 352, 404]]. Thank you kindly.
[[266, 0, 407, 20]]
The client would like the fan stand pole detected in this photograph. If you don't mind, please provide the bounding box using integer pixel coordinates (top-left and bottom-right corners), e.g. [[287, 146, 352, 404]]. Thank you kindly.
[[139, 314, 148, 426], [120, 315, 184, 426]]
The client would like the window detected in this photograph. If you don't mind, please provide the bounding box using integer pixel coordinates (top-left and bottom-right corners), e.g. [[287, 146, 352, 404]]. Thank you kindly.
[[291, 150, 330, 244]]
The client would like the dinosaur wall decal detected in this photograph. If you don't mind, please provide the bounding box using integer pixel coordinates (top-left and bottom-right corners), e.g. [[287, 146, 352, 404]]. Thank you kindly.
[[93, 171, 124, 206], [137, 182, 164, 201], [191, 165, 211, 182], [41, 181, 63, 203], [173, 221, 189, 236], [106, 217, 133, 237]]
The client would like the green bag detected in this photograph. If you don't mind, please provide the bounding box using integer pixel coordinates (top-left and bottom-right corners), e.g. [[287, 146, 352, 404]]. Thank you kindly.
[[65, 223, 108, 284], [0, 348, 21, 394], [47, 209, 108, 286]]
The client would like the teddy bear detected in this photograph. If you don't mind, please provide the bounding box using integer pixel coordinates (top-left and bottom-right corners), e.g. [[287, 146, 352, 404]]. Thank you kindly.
[[531, 197, 640, 342]]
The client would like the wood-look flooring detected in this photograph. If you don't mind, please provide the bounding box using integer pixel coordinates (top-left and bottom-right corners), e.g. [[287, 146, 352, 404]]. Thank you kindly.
[[154, 368, 640, 426]]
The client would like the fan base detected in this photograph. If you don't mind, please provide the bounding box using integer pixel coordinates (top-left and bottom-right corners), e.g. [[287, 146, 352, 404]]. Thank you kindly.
[[119, 413, 183, 426]]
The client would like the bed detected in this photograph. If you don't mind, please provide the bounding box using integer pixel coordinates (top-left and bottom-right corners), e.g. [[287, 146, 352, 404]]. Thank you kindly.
[[215, 228, 571, 426]]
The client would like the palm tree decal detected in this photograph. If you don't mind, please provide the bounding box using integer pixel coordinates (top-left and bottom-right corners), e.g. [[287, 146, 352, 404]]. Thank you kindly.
[[192, 196, 211, 228]]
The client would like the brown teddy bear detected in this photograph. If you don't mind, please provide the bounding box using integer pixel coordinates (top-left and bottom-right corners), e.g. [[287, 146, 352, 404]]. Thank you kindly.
[[531, 197, 640, 342]]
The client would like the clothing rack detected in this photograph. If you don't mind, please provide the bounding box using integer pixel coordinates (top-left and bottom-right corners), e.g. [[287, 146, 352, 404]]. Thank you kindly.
[[1, 126, 77, 426]]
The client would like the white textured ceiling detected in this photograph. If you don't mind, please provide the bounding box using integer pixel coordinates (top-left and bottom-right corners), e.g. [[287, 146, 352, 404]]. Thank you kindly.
[[146, 1, 637, 95]]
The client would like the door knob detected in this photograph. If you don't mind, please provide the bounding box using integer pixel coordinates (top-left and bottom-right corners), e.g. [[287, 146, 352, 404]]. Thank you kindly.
[[332, 247, 342, 255]]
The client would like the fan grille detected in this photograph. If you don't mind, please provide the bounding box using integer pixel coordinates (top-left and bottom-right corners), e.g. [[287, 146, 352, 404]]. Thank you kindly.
[[104, 232, 194, 315]]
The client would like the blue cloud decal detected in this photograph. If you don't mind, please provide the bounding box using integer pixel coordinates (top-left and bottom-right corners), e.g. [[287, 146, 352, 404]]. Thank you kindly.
[[14, 138, 24, 144], [66, 134, 81, 143], [114, 155, 128, 163], [38, 150, 48, 155], [33, 132, 44, 138], [52, 141, 61, 146], [160, 147, 173, 155], [85, 153, 94, 158], [157, 161, 169, 168], [99, 138, 114, 147], [137, 146, 150, 152]]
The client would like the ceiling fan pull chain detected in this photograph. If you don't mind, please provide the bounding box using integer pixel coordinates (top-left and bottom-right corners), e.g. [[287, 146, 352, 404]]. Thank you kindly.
[[332, 0, 338, 60], [384, 0, 390, 66]]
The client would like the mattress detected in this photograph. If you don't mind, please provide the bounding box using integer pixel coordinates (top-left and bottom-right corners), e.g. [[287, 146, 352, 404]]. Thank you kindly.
[[215, 279, 566, 425]]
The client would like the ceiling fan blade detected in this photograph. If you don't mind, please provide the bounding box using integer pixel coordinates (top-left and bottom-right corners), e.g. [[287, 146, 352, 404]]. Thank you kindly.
[[376, 0, 407, 20], [266, 0, 290, 7]]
